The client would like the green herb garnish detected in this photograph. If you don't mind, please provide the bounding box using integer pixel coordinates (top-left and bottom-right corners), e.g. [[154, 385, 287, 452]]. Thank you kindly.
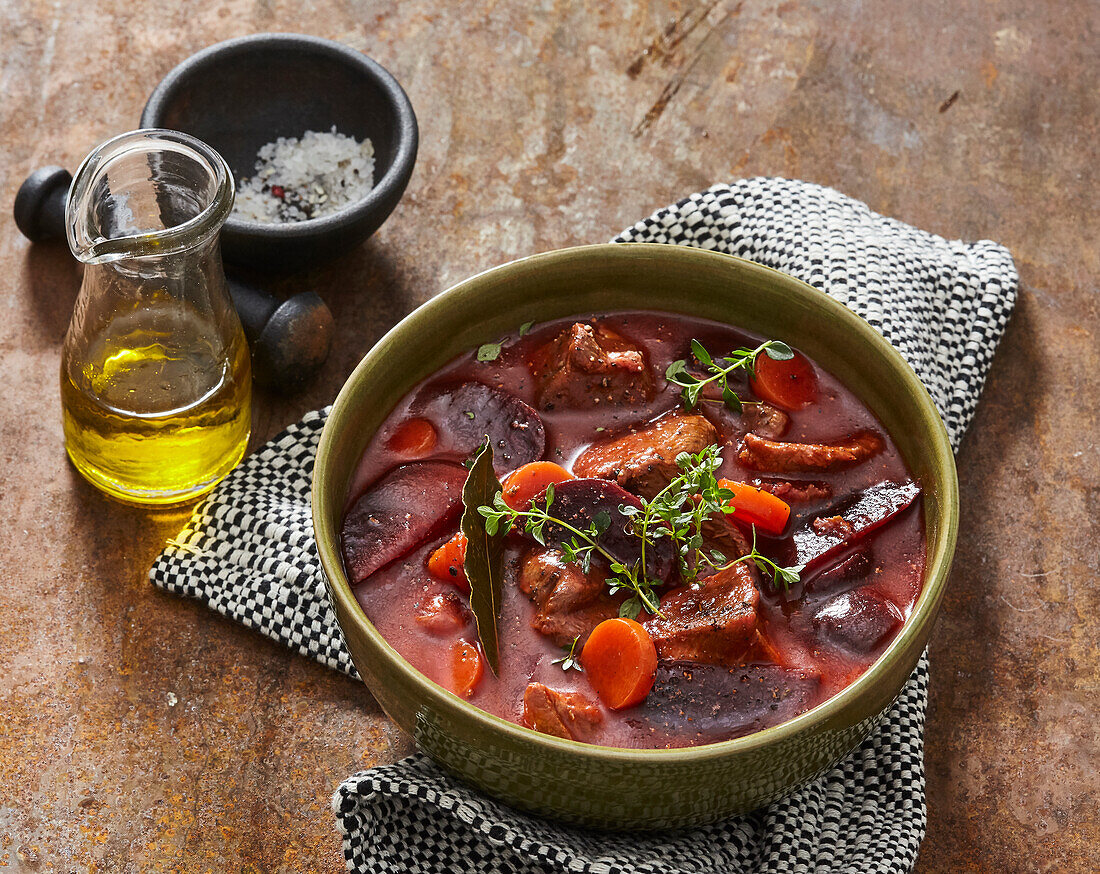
[[552, 635, 584, 672], [736, 527, 805, 591], [478, 446, 803, 621], [476, 342, 503, 362], [477, 320, 538, 362], [480, 484, 663, 617], [665, 339, 793, 411]]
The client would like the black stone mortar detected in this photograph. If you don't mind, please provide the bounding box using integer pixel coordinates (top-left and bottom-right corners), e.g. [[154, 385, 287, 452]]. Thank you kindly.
[[141, 33, 418, 272]]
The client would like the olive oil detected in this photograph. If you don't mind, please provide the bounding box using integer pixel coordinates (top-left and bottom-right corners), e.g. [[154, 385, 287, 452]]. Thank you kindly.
[[61, 305, 251, 505], [61, 129, 250, 505]]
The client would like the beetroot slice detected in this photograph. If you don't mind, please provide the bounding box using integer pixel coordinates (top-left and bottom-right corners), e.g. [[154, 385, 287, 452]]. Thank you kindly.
[[342, 461, 468, 585], [813, 589, 903, 655], [410, 381, 545, 475], [790, 480, 920, 574], [803, 546, 873, 595], [629, 661, 822, 744], [537, 478, 674, 582]]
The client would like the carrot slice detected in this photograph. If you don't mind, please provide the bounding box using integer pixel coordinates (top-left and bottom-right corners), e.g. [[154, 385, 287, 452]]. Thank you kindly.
[[501, 461, 574, 510], [717, 479, 792, 535], [387, 417, 438, 457], [427, 532, 469, 593], [450, 639, 483, 698], [750, 351, 818, 410], [580, 618, 658, 710]]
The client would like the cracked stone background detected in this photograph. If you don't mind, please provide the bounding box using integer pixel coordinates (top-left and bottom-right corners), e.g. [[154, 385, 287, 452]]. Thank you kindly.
[[1, 1, 1097, 871]]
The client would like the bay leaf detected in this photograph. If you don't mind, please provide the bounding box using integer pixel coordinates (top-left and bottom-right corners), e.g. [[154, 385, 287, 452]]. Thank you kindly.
[[460, 438, 506, 674]]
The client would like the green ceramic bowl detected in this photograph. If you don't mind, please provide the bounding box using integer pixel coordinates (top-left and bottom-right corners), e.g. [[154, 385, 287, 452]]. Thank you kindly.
[[312, 243, 958, 829]]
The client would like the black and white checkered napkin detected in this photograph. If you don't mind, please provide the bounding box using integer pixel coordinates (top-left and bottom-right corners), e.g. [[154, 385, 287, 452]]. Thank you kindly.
[[150, 178, 1018, 873]]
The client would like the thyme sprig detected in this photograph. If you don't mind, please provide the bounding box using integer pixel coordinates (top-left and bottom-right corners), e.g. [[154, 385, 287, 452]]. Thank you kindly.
[[552, 635, 584, 673], [626, 444, 734, 586], [479, 485, 664, 618], [665, 339, 793, 412], [624, 445, 803, 591], [478, 446, 804, 623], [701, 525, 805, 591]]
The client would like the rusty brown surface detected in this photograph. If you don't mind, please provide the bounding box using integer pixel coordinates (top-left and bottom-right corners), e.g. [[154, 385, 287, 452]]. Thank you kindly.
[[1, 1, 1097, 871]]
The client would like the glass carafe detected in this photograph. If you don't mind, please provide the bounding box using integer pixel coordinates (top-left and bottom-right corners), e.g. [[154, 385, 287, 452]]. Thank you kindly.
[[60, 129, 251, 505]]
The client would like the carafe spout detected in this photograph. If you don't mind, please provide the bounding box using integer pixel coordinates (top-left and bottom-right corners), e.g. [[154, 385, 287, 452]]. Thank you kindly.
[[66, 129, 234, 265]]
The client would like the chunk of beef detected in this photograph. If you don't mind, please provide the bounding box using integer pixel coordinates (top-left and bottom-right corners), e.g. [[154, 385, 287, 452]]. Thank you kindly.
[[518, 549, 600, 610], [573, 412, 718, 499], [415, 591, 471, 635], [812, 515, 856, 538], [530, 322, 655, 409], [518, 549, 622, 646], [749, 478, 833, 503], [629, 661, 822, 745], [741, 402, 790, 439], [737, 431, 885, 473], [522, 683, 603, 740], [701, 389, 788, 440], [813, 589, 902, 655], [342, 462, 468, 585], [644, 563, 759, 664]]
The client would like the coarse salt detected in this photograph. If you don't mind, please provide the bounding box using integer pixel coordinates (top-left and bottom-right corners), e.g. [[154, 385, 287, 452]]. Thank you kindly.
[[233, 127, 375, 224]]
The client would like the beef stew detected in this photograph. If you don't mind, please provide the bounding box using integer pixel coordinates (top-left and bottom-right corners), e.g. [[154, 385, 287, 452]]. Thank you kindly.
[[341, 311, 925, 749]]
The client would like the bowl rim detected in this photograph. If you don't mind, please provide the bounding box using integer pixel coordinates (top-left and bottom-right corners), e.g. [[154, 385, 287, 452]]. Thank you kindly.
[[139, 32, 418, 238], [313, 242, 959, 765]]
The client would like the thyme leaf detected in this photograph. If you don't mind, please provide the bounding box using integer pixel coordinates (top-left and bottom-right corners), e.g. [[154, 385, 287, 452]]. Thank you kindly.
[[476, 342, 503, 362], [477, 320, 539, 362]]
